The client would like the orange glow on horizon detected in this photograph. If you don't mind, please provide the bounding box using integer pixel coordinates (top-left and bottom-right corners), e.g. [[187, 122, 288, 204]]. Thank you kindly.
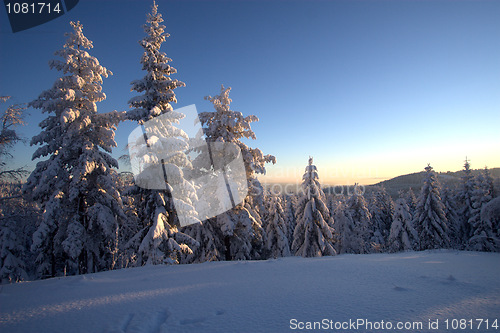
[[259, 148, 500, 186]]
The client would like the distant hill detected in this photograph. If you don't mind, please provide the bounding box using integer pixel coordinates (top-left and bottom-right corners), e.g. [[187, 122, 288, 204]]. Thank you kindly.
[[366, 167, 500, 198]]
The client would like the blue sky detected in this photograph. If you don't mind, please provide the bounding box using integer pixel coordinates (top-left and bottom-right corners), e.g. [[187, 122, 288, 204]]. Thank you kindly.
[[1, 0, 499, 185]]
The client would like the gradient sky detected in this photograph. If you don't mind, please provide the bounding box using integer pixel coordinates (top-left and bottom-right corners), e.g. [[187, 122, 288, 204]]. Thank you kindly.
[[1, 0, 499, 186]]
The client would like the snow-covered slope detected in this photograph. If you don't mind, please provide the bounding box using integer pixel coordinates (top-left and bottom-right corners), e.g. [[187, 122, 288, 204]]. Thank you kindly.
[[1, 251, 499, 333]]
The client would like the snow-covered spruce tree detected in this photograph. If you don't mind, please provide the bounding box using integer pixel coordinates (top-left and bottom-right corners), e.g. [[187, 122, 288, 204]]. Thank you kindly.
[[413, 164, 450, 250], [0, 182, 40, 283], [180, 152, 227, 263], [127, 2, 185, 124], [331, 198, 351, 254], [23, 21, 126, 277], [125, 2, 198, 265], [0, 221, 28, 283], [109, 171, 140, 267], [283, 194, 297, 248], [405, 188, 417, 218], [471, 168, 494, 217], [468, 197, 500, 252], [456, 158, 476, 244], [482, 167, 496, 199], [0, 97, 34, 282], [0, 182, 33, 279], [292, 157, 335, 257], [326, 194, 339, 219], [197, 85, 275, 261], [181, 219, 223, 263], [482, 168, 500, 239], [468, 199, 500, 252], [368, 187, 394, 248], [467, 172, 489, 239], [264, 193, 290, 258], [441, 186, 462, 249], [467, 168, 497, 251], [344, 184, 371, 253], [388, 198, 418, 252]]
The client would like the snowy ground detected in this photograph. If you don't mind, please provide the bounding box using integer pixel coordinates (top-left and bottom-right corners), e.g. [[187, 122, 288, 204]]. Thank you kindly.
[[1, 250, 499, 333]]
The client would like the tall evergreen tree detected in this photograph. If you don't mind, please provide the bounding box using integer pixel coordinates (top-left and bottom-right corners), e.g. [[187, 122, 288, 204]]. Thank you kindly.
[[326, 194, 338, 218], [441, 186, 462, 249], [344, 184, 371, 253], [125, 2, 198, 265], [331, 198, 352, 254], [284, 194, 297, 248], [127, 1, 185, 124], [0, 97, 34, 282], [197, 85, 275, 260], [457, 158, 476, 243], [23, 21, 126, 276], [368, 187, 394, 247], [468, 197, 500, 252], [0, 221, 28, 282], [388, 198, 418, 252], [467, 171, 490, 240], [467, 167, 497, 251], [181, 219, 223, 263], [264, 193, 290, 258], [292, 157, 335, 257], [0, 182, 39, 283], [413, 164, 449, 250], [482, 167, 496, 199], [405, 188, 417, 218], [468, 200, 500, 252]]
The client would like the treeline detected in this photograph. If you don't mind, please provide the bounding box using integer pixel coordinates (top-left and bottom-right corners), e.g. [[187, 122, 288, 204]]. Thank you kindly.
[[0, 3, 498, 284]]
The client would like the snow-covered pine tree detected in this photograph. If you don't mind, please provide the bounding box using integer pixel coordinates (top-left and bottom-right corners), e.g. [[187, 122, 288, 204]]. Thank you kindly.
[[388, 198, 418, 252], [180, 169, 225, 263], [467, 167, 497, 251], [405, 188, 417, 218], [0, 221, 28, 283], [457, 158, 476, 244], [482, 166, 496, 199], [368, 187, 394, 249], [0, 182, 39, 283], [23, 21, 126, 277], [441, 186, 462, 249], [468, 200, 500, 252], [197, 85, 275, 260], [326, 194, 339, 219], [0, 180, 42, 283], [483, 168, 500, 239], [292, 157, 335, 257], [201, 86, 276, 186], [468, 197, 500, 252], [259, 188, 271, 228], [127, 1, 185, 124], [331, 197, 352, 254], [125, 2, 198, 265], [344, 184, 371, 253], [413, 164, 450, 250], [111, 171, 141, 268], [0, 97, 35, 282], [468, 172, 489, 234], [181, 218, 223, 263], [283, 194, 297, 248], [264, 193, 290, 258]]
